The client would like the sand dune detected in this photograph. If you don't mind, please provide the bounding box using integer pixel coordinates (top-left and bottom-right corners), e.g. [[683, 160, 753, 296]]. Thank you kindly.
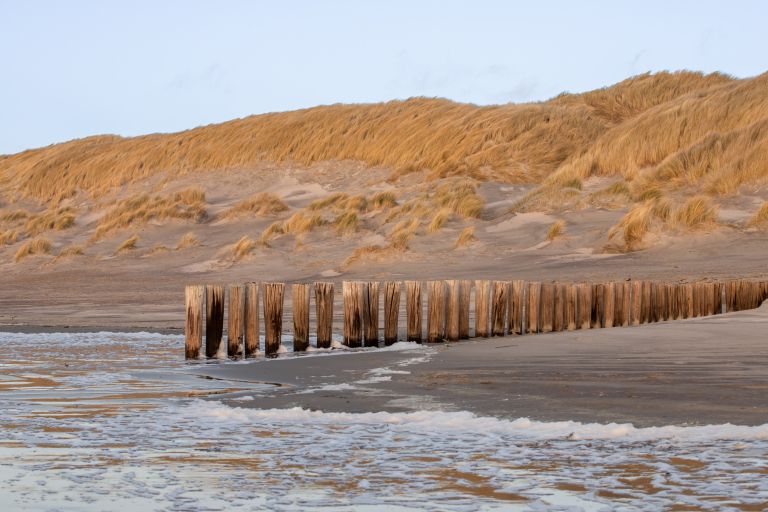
[[1, 71, 767, 328]]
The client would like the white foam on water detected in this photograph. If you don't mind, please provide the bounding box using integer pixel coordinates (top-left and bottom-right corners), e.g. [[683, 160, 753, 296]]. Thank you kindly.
[[2, 330, 767, 511], [184, 401, 768, 442]]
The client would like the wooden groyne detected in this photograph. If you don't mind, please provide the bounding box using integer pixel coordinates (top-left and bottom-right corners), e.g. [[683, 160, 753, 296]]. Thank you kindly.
[[184, 278, 768, 359]]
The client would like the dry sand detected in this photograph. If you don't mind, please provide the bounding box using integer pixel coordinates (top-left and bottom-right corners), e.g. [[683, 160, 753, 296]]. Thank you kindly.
[[1, 165, 767, 329], [193, 303, 768, 427]]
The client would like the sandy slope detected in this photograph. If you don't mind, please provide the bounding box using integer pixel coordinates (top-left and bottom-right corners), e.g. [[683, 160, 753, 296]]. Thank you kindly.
[[0, 163, 767, 329]]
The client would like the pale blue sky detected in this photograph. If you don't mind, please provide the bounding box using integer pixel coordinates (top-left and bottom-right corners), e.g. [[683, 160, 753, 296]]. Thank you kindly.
[[1, 0, 766, 154]]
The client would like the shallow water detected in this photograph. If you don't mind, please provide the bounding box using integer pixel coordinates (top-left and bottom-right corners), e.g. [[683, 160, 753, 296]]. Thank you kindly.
[[0, 331, 766, 511]]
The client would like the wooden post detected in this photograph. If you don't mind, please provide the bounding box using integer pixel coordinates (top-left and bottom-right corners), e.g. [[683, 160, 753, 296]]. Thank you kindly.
[[405, 280, 422, 343], [475, 280, 491, 337], [621, 280, 631, 326], [727, 281, 738, 312], [691, 282, 701, 318], [540, 283, 554, 333], [314, 282, 334, 349], [383, 281, 401, 346], [630, 280, 642, 325], [227, 284, 245, 358], [614, 281, 625, 327], [508, 280, 526, 335], [459, 280, 472, 339], [343, 281, 363, 347], [603, 282, 615, 328], [427, 280, 446, 342], [717, 282, 725, 315], [591, 283, 604, 328], [445, 280, 460, 341], [703, 282, 714, 316], [565, 283, 577, 330], [527, 281, 541, 334], [185, 285, 204, 359], [577, 282, 591, 330], [553, 283, 565, 332], [666, 283, 678, 321], [685, 283, 695, 318], [245, 282, 260, 357], [491, 281, 508, 336], [658, 283, 667, 321], [701, 282, 710, 316], [205, 284, 224, 358], [364, 281, 380, 347], [640, 281, 652, 324], [675, 283, 686, 319], [292, 283, 310, 352], [263, 283, 284, 355]]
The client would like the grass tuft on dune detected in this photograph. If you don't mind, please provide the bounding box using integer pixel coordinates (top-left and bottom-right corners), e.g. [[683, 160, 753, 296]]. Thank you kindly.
[[115, 235, 139, 254], [546, 220, 566, 240], [454, 226, 476, 248], [747, 202, 768, 228], [14, 238, 52, 262], [221, 192, 288, 219], [93, 187, 206, 240]]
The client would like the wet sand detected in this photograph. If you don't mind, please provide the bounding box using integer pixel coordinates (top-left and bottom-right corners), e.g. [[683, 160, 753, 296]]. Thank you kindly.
[[194, 303, 768, 427]]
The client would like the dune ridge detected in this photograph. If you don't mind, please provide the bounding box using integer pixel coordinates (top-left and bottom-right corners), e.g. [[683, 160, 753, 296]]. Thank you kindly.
[[0, 70, 745, 204]]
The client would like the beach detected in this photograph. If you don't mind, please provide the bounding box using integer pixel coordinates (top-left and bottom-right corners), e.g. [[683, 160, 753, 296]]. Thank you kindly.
[[194, 302, 768, 427]]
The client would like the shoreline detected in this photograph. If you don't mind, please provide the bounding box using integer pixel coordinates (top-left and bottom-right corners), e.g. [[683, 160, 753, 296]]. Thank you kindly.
[[3, 303, 767, 428], [190, 303, 768, 427]]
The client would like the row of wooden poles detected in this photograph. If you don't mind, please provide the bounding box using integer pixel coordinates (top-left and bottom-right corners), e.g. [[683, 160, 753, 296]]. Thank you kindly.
[[184, 279, 768, 359]]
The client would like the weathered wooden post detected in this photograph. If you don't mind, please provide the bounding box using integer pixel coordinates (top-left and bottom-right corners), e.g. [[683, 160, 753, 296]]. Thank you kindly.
[[459, 280, 472, 339], [427, 280, 446, 342], [314, 282, 334, 348], [701, 282, 711, 316], [674, 283, 685, 319], [527, 281, 541, 334], [227, 284, 245, 358], [343, 281, 363, 347], [185, 285, 204, 359], [509, 280, 526, 335], [292, 283, 310, 352], [263, 283, 285, 355], [364, 281, 380, 347], [591, 283, 604, 328], [666, 283, 677, 321], [685, 283, 695, 318], [621, 280, 631, 326], [245, 282, 260, 357], [553, 283, 565, 332], [205, 284, 224, 358], [717, 282, 726, 315], [445, 280, 460, 341], [691, 282, 701, 318], [540, 282, 554, 333], [630, 280, 642, 325], [705, 282, 716, 316], [603, 282, 615, 328], [728, 280, 739, 312], [405, 280, 422, 343], [491, 281, 508, 336], [656, 283, 668, 321], [577, 282, 591, 330], [614, 281, 625, 327], [383, 281, 401, 346], [475, 280, 491, 337], [565, 283, 578, 330], [641, 281, 652, 324]]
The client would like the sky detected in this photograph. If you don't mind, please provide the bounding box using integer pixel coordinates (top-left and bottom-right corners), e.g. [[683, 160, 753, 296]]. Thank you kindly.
[[1, 0, 767, 155]]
